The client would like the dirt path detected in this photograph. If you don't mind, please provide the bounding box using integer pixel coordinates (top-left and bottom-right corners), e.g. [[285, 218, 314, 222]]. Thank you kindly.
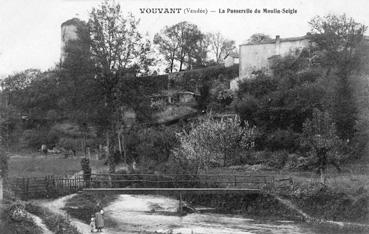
[[36, 194, 121, 234]]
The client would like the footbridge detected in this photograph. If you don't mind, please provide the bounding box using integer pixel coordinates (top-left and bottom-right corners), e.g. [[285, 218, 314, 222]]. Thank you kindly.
[[82, 173, 278, 212]]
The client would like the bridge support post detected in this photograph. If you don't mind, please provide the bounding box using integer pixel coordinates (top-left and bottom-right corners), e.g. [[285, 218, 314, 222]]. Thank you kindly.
[[178, 192, 183, 214], [0, 177, 3, 202]]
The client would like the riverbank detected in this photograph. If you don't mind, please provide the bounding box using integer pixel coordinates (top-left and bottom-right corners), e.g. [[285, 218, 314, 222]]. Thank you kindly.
[[55, 187, 369, 234]]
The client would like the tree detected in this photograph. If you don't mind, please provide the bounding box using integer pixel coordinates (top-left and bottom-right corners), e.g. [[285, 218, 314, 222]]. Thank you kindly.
[[154, 21, 205, 72], [300, 108, 346, 183], [206, 32, 236, 63], [309, 14, 367, 140], [88, 0, 152, 169], [174, 114, 256, 173], [247, 33, 272, 44]]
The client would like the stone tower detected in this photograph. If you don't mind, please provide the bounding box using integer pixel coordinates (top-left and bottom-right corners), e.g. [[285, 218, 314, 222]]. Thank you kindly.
[[60, 18, 89, 63]]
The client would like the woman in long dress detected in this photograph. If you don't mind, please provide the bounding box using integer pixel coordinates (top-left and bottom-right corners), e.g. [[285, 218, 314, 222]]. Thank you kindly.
[[95, 209, 104, 232]]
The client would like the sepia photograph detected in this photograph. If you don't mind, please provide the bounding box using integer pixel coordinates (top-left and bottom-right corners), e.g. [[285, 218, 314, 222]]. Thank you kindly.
[[1, 0, 369, 233]]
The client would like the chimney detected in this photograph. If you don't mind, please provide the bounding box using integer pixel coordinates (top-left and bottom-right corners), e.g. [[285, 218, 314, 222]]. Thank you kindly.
[[275, 35, 281, 55]]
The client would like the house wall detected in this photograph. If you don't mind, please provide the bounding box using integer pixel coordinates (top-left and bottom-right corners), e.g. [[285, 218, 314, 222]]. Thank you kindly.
[[224, 57, 234, 67], [239, 38, 310, 78]]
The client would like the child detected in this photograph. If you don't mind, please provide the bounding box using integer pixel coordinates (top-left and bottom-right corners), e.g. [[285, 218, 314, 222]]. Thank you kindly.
[[90, 214, 96, 233]]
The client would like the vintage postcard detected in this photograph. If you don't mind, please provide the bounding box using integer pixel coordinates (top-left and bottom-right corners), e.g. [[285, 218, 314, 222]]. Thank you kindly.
[[1, 0, 369, 233]]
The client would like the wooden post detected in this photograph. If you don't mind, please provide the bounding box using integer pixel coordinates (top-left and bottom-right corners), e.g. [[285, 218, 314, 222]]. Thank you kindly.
[[178, 192, 183, 214], [0, 177, 3, 202], [26, 178, 30, 200], [87, 147, 91, 160]]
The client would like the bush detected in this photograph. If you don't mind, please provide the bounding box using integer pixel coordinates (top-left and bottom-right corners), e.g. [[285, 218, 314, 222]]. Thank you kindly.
[[237, 73, 278, 98], [267, 150, 289, 169], [216, 89, 233, 107], [58, 137, 80, 152], [249, 150, 288, 169], [20, 129, 47, 149], [174, 114, 257, 171], [235, 95, 259, 126], [81, 158, 91, 187], [264, 129, 299, 152]]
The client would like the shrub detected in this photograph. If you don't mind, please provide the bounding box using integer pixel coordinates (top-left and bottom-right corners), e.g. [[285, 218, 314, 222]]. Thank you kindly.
[[174, 114, 257, 172], [266, 150, 289, 169], [235, 95, 259, 126], [20, 129, 47, 149], [0, 203, 41, 234], [58, 137, 80, 152], [264, 129, 299, 152], [237, 73, 278, 98], [216, 89, 234, 107], [80, 158, 91, 187]]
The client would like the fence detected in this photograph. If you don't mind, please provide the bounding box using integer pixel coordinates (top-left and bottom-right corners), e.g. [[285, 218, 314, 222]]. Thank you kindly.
[[9, 175, 85, 200]]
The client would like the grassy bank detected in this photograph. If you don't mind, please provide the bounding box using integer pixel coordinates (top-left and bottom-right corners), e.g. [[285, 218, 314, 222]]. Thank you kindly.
[[9, 152, 105, 177], [205, 161, 369, 223], [25, 203, 81, 234], [63, 192, 118, 226], [0, 204, 42, 234]]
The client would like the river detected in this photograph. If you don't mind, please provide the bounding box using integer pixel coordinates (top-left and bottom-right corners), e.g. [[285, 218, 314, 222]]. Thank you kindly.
[[102, 194, 339, 234]]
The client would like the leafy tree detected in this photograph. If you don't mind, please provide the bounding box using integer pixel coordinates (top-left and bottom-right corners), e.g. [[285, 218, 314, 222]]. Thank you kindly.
[[174, 114, 256, 172], [206, 32, 236, 63], [154, 21, 205, 72], [300, 108, 346, 183], [88, 0, 152, 169], [1, 69, 40, 93], [247, 33, 272, 44], [309, 14, 367, 140], [309, 14, 367, 73]]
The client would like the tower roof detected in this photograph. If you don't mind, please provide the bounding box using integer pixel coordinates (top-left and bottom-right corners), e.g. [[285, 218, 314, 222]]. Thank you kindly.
[[61, 18, 86, 27]]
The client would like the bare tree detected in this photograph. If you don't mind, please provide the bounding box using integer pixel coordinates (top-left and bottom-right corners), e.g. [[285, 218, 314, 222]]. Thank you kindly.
[[207, 32, 236, 63]]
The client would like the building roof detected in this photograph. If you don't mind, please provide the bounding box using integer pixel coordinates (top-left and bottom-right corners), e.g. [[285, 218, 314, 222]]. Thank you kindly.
[[240, 35, 310, 46], [224, 51, 239, 59], [150, 90, 199, 98]]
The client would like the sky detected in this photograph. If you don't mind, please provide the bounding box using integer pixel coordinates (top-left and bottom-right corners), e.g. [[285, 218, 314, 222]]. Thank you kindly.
[[1, 0, 369, 77]]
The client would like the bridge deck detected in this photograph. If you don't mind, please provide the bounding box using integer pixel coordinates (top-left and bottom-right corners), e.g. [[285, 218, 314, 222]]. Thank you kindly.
[[83, 187, 261, 194]]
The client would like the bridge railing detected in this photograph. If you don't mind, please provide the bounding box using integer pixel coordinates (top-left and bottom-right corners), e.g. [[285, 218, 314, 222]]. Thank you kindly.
[[84, 173, 275, 190], [7, 172, 279, 200]]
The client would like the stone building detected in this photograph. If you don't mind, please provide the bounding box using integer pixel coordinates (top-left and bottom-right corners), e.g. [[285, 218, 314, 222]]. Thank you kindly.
[[230, 34, 311, 91], [239, 34, 311, 78], [60, 18, 89, 63]]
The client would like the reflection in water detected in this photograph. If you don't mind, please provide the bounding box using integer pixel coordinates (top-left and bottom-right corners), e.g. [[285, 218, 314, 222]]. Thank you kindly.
[[104, 194, 317, 234]]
